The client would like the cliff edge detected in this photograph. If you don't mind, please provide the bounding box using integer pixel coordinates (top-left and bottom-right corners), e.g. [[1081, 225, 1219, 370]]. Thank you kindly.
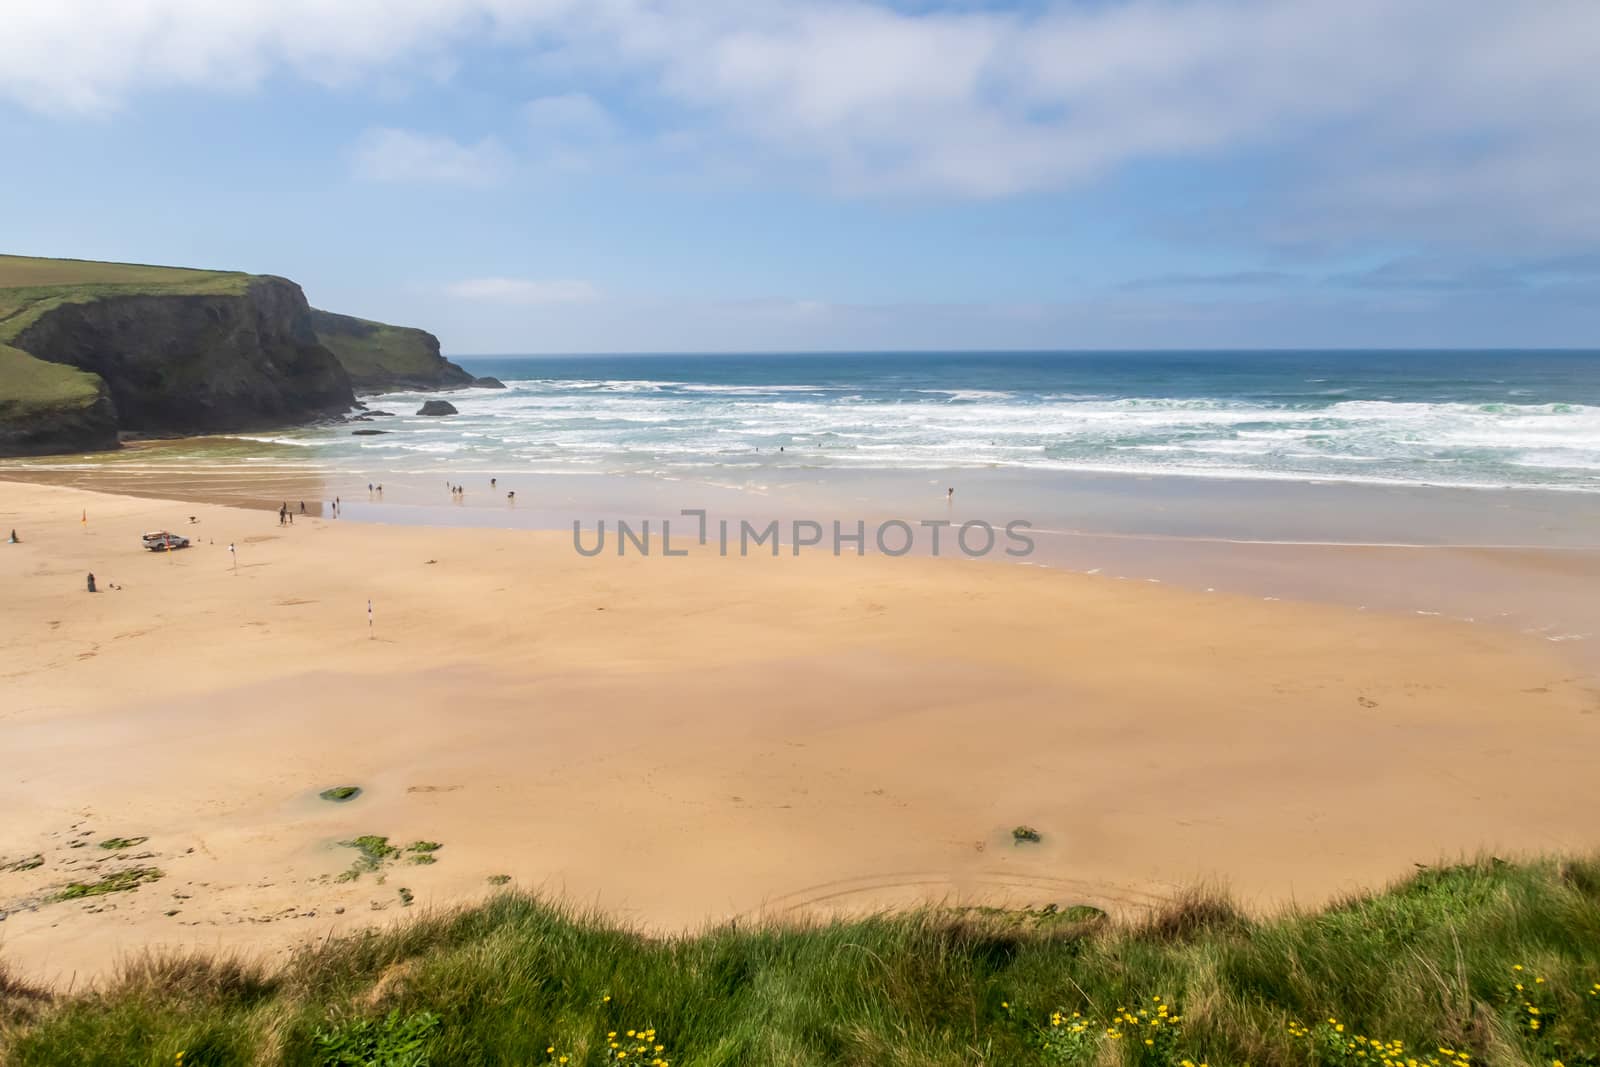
[[0, 255, 467, 457]]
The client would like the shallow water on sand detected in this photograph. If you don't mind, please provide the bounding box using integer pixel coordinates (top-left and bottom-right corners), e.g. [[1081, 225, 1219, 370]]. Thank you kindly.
[[6, 448, 1600, 668]]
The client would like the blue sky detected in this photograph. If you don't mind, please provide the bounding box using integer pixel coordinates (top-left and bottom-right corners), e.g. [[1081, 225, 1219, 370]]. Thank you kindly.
[[3, 0, 1599, 353]]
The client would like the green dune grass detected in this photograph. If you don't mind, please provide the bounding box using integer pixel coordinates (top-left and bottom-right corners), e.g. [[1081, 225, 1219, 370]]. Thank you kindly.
[[3, 855, 1598, 1066]]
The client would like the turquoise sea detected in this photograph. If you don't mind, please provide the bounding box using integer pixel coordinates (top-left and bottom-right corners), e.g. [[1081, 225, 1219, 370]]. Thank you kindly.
[[245, 350, 1600, 493]]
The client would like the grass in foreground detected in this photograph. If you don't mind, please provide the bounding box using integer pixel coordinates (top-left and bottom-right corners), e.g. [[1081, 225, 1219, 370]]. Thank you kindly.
[[3, 856, 1599, 1066]]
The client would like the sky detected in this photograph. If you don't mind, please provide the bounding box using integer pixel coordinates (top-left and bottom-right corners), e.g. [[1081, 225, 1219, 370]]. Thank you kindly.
[[3, 0, 1599, 354]]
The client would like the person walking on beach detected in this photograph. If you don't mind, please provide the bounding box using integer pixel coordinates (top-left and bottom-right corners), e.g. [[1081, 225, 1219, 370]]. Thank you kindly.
[[299, 501, 306, 514], [86, 572, 96, 593], [6, 529, 17, 543]]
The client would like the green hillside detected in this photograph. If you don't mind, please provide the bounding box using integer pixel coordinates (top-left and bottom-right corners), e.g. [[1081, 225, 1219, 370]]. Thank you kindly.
[[3, 855, 1598, 1065], [310, 308, 472, 391]]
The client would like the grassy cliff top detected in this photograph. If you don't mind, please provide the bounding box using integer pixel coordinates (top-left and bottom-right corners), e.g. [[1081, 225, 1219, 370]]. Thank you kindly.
[[0, 255, 252, 344], [0, 254, 247, 290]]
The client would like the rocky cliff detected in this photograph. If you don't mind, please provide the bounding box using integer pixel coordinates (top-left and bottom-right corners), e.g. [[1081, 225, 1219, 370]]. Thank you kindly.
[[310, 309, 473, 393], [0, 255, 467, 457], [13, 277, 353, 437]]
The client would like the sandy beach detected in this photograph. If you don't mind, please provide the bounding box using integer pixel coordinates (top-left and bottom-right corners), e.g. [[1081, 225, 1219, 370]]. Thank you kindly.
[[2, 478, 1599, 988]]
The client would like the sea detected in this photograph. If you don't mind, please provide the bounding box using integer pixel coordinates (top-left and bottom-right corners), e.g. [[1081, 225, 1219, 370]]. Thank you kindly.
[[270, 349, 1600, 493]]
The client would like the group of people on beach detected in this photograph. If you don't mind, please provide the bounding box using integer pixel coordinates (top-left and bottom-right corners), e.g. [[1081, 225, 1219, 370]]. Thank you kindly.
[[448, 478, 516, 502], [277, 497, 344, 523]]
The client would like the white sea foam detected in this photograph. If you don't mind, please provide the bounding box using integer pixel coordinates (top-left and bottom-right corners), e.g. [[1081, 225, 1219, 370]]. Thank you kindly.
[[30, 376, 1592, 492]]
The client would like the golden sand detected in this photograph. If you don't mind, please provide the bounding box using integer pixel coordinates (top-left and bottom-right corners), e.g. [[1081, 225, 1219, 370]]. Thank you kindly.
[[2, 480, 1597, 987]]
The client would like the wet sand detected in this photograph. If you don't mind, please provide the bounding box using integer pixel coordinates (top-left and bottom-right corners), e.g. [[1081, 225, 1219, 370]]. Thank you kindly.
[[2, 479, 1599, 988]]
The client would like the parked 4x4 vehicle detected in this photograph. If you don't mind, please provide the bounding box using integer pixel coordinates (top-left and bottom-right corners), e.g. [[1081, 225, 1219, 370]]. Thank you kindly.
[[141, 531, 190, 551]]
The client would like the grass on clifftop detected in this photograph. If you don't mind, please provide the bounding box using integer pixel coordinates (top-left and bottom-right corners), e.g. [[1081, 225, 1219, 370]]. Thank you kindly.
[[3, 855, 1600, 1066], [0, 254, 251, 342]]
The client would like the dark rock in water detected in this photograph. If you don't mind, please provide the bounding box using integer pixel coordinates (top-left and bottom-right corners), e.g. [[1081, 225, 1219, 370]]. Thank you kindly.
[[367, 410, 395, 417], [473, 376, 507, 389], [417, 400, 458, 416], [351, 429, 389, 436]]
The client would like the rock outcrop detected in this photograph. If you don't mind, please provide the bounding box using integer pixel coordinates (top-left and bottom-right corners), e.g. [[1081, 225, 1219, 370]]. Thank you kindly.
[[416, 400, 458, 416], [473, 376, 507, 389], [310, 309, 473, 393], [0, 354, 120, 456], [13, 277, 353, 437], [0, 255, 475, 457]]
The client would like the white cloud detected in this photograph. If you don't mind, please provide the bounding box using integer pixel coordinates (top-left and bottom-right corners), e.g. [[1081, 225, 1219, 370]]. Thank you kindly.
[[446, 277, 599, 304], [5, 0, 1600, 239], [351, 127, 509, 186]]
